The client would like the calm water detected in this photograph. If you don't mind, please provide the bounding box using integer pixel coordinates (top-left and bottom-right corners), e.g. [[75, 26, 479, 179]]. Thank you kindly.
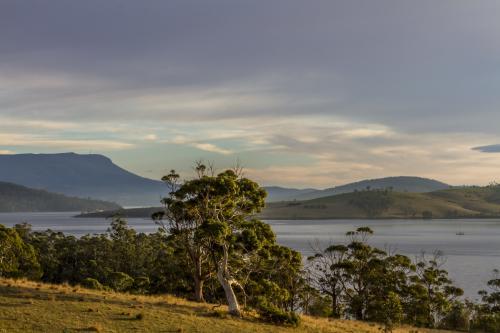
[[1, 212, 499, 300]]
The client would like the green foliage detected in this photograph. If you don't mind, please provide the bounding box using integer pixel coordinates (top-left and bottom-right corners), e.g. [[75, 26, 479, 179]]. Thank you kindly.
[[81, 278, 104, 290], [380, 292, 403, 333], [157, 163, 294, 318], [255, 296, 301, 326], [439, 301, 471, 331], [308, 227, 465, 329], [0, 224, 41, 279], [133, 276, 151, 294], [108, 272, 134, 292], [472, 269, 500, 332]]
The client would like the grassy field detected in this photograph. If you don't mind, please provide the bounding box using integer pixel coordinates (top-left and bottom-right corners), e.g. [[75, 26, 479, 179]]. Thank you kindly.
[[260, 187, 500, 220], [0, 278, 459, 333]]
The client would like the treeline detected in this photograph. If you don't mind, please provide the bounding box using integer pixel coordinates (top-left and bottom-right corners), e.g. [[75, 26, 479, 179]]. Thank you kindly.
[[1, 165, 499, 331]]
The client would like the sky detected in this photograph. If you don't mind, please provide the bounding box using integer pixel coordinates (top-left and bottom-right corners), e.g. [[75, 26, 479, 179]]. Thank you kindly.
[[1, 0, 500, 188]]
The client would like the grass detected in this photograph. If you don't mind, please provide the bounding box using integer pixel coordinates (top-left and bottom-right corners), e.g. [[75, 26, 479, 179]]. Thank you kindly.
[[0, 278, 458, 333]]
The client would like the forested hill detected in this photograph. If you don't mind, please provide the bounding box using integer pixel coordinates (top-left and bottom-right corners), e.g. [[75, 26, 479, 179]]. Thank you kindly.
[[0, 182, 121, 212], [0, 153, 165, 206]]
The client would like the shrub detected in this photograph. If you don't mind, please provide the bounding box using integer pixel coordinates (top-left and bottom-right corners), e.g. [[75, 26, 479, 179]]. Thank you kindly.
[[132, 276, 150, 294], [440, 302, 471, 331], [81, 278, 104, 290], [108, 272, 134, 292], [255, 297, 300, 327], [380, 292, 403, 333]]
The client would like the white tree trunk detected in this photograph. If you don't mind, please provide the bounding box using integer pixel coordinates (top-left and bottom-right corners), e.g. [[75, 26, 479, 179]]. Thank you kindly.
[[217, 245, 241, 316]]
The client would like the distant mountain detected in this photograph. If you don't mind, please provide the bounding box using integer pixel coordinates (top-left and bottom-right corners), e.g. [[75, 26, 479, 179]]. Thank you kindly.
[[290, 176, 451, 201], [0, 181, 121, 212], [0, 153, 166, 206], [263, 186, 318, 202]]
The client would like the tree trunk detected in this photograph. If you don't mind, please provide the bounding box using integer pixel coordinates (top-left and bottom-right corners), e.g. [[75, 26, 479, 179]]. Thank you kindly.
[[194, 275, 204, 302], [332, 293, 339, 318], [217, 245, 241, 316], [190, 250, 205, 302]]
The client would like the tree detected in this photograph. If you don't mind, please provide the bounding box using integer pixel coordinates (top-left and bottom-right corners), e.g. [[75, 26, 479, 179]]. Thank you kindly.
[[157, 164, 269, 316], [410, 252, 463, 327], [0, 224, 41, 279], [153, 166, 213, 302], [307, 242, 348, 318]]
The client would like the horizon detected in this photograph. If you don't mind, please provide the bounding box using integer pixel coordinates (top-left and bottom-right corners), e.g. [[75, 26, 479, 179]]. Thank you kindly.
[[2, 1, 500, 187], [0, 151, 469, 189]]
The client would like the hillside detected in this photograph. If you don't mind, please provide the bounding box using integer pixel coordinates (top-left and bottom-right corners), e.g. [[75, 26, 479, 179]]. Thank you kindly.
[[0, 182, 121, 212], [0, 278, 456, 333], [290, 176, 451, 201], [0, 153, 166, 206], [264, 186, 318, 202], [80, 186, 500, 220], [260, 186, 500, 220]]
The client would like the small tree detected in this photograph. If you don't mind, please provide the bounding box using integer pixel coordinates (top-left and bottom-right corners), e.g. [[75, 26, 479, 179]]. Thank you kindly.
[[307, 242, 348, 318], [0, 225, 41, 279], [380, 291, 403, 333], [410, 252, 463, 327]]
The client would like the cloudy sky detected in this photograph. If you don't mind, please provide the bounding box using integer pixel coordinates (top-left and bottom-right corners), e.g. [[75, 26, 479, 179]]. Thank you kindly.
[[2, 0, 500, 187]]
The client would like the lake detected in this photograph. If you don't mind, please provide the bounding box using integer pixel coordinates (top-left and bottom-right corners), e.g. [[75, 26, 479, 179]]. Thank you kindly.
[[1, 212, 499, 300]]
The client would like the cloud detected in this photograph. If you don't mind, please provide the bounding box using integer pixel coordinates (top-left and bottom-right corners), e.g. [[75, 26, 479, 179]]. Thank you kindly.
[[0, 134, 133, 150], [2, 1, 500, 186], [192, 143, 232, 155], [143, 134, 158, 141], [472, 144, 500, 153], [0, 150, 14, 154]]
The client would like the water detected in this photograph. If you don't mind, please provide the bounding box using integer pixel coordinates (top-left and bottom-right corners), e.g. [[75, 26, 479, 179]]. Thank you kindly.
[[1, 212, 499, 300]]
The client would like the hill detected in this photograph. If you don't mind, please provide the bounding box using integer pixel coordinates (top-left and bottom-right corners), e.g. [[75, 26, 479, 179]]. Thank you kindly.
[[0, 278, 456, 333], [78, 185, 500, 220], [289, 176, 451, 201], [260, 186, 500, 220], [263, 186, 318, 202], [0, 153, 166, 206], [0, 182, 121, 212]]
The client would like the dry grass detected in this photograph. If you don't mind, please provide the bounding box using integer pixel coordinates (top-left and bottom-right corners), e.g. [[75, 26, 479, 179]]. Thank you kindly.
[[0, 278, 458, 333]]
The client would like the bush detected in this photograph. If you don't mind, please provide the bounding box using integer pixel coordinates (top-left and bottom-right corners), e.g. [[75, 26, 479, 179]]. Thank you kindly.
[[307, 297, 333, 318], [81, 278, 104, 290], [472, 312, 500, 333], [132, 276, 150, 294], [108, 272, 134, 292], [440, 302, 471, 331], [255, 297, 300, 327], [380, 292, 403, 332]]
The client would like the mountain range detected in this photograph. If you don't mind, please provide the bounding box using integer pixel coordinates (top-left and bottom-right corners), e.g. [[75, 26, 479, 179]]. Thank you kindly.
[[0, 152, 452, 207]]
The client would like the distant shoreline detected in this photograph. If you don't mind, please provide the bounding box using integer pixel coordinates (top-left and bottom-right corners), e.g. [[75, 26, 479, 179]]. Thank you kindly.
[[75, 206, 500, 220]]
